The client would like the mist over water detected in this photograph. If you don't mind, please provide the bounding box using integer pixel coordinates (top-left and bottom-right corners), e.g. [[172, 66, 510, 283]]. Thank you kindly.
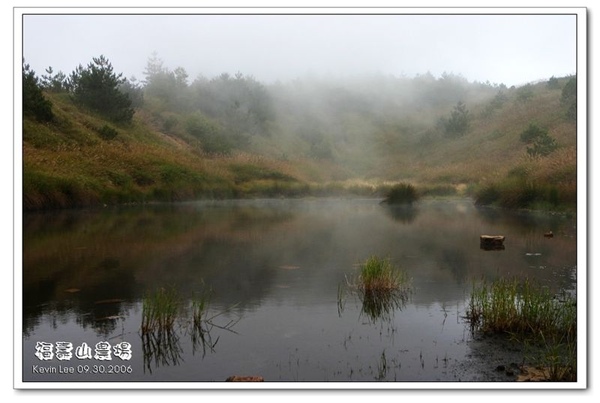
[[22, 198, 576, 382]]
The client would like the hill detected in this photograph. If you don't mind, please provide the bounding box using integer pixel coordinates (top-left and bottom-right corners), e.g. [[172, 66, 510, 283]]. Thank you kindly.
[[22, 65, 577, 211]]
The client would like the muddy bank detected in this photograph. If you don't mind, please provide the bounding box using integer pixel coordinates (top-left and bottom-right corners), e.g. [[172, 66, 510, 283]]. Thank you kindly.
[[450, 334, 575, 382]]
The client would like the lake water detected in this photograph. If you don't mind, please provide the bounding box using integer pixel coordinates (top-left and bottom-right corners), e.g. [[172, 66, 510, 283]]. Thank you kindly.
[[21, 198, 578, 384]]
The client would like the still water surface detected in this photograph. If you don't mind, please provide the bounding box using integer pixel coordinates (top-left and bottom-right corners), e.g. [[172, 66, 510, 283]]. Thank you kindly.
[[22, 198, 577, 383]]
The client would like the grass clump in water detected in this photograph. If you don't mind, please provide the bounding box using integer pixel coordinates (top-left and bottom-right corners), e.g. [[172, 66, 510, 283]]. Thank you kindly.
[[359, 256, 409, 293], [341, 256, 412, 322], [141, 287, 180, 335]]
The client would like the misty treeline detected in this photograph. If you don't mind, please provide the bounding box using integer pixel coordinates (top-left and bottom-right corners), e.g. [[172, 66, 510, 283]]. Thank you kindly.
[[23, 53, 577, 169]]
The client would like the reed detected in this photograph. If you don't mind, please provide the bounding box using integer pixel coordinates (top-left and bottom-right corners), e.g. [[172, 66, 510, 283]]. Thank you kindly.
[[358, 256, 410, 292], [141, 287, 181, 334], [467, 277, 576, 344], [190, 286, 212, 329]]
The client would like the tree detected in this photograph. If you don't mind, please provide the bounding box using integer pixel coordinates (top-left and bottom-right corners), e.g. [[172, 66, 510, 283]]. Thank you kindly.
[[561, 76, 576, 121], [519, 123, 558, 157], [68, 55, 134, 123], [119, 76, 144, 108], [22, 61, 53, 122], [142, 53, 191, 111], [547, 76, 560, 90], [440, 101, 470, 138], [190, 71, 273, 141], [185, 112, 231, 154], [516, 84, 534, 103], [40, 66, 68, 93], [481, 90, 508, 118]]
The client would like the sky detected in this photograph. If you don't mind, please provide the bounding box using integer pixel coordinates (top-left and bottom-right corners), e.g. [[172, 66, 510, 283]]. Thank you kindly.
[[20, 11, 578, 87]]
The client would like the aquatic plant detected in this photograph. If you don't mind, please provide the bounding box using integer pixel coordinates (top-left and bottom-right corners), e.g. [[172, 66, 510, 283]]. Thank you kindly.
[[190, 287, 211, 328], [358, 256, 410, 293], [141, 287, 181, 334], [141, 285, 240, 366], [188, 286, 220, 357], [341, 256, 412, 322], [467, 277, 576, 341]]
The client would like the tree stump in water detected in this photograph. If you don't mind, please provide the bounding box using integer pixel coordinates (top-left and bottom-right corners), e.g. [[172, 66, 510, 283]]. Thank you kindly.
[[480, 235, 505, 250]]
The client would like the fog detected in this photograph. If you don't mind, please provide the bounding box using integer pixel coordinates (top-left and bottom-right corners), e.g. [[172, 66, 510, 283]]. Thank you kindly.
[[18, 9, 581, 181], [22, 12, 576, 87]]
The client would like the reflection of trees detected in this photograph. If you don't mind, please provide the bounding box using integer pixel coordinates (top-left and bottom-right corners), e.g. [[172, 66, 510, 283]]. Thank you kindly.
[[22, 203, 294, 333], [438, 249, 469, 283], [475, 205, 569, 234]]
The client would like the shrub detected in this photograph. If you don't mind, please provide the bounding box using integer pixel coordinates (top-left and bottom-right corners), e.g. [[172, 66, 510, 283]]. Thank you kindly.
[[519, 123, 558, 157], [97, 124, 118, 140], [527, 134, 558, 157], [383, 183, 419, 205], [520, 123, 547, 143], [185, 113, 232, 154], [474, 183, 500, 205]]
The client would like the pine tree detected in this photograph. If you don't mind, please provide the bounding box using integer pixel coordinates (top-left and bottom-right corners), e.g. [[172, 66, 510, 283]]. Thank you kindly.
[[441, 101, 470, 138], [22, 60, 54, 122], [68, 55, 134, 123]]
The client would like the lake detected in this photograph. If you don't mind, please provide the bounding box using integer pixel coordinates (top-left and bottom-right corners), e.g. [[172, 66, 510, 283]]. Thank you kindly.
[[21, 198, 578, 384]]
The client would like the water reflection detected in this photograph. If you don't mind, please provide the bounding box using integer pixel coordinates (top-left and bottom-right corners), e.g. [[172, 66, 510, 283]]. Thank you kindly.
[[338, 271, 411, 325], [142, 329, 183, 373], [359, 289, 408, 324], [381, 204, 419, 224], [22, 199, 577, 382]]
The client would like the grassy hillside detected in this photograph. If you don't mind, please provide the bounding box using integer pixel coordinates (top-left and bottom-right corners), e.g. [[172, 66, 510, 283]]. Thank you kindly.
[[24, 93, 339, 210], [375, 78, 576, 185], [22, 75, 577, 211]]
